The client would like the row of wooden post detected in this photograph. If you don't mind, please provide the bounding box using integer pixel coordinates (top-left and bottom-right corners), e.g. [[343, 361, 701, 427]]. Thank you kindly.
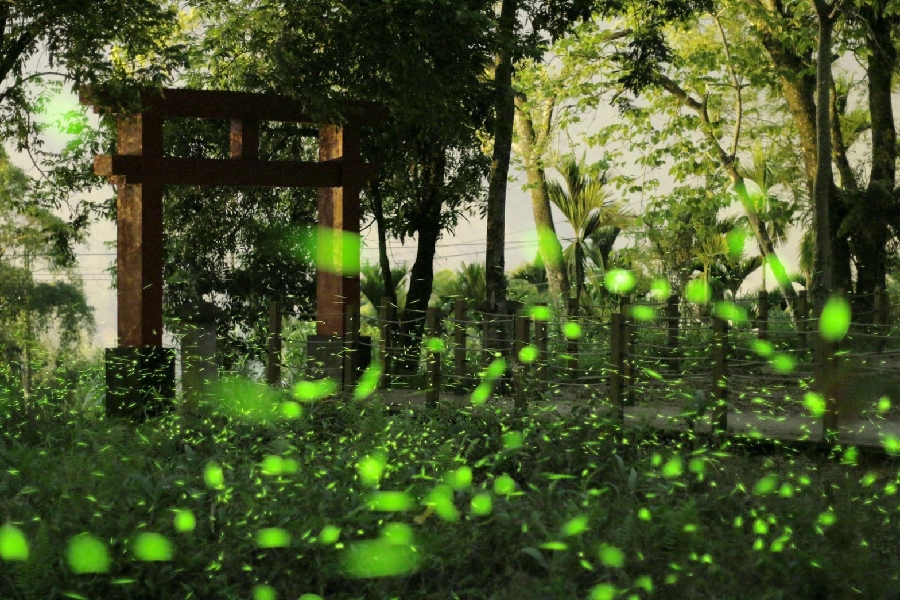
[[263, 291, 839, 389], [264, 290, 872, 440], [376, 299, 552, 394]]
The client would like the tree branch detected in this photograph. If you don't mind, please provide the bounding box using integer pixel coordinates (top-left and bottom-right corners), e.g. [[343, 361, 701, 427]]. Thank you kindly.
[[713, 12, 742, 160], [829, 80, 857, 192], [535, 95, 556, 152], [0, 30, 36, 83], [653, 73, 705, 113]]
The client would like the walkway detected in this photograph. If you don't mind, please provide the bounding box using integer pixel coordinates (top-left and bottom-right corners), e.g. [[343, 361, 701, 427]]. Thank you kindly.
[[376, 389, 900, 450]]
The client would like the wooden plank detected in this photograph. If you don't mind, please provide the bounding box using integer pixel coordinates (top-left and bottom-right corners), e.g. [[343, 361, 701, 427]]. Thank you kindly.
[[379, 302, 396, 385], [757, 290, 769, 341], [266, 301, 282, 387], [609, 312, 625, 417], [230, 119, 259, 159], [425, 308, 442, 408], [317, 125, 362, 338], [342, 305, 360, 391], [535, 306, 549, 387], [667, 294, 680, 372], [116, 179, 164, 348], [81, 87, 389, 123], [711, 316, 728, 433], [453, 299, 467, 383], [95, 155, 378, 188]]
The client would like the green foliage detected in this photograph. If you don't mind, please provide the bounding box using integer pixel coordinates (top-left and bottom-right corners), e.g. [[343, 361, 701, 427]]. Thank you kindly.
[[360, 262, 408, 311], [159, 117, 319, 368], [0, 0, 189, 146], [2, 383, 900, 598], [0, 146, 94, 402], [548, 156, 633, 306]]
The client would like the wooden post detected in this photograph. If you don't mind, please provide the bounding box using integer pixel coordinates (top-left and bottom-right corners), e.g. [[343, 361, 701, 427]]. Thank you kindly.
[[874, 287, 883, 326], [609, 312, 625, 418], [513, 311, 531, 409], [667, 294, 680, 372], [620, 296, 634, 406], [178, 301, 222, 413], [711, 316, 728, 433], [514, 312, 530, 363], [797, 290, 808, 351], [535, 304, 549, 387], [873, 287, 886, 353], [114, 112, 165, 348], [815, 332, 839, 442], [482, 312, 492, 364], [425, 307, 442, 408], [317, 123, 362, 340], [266, 301, 282, 386], [342, 304, 360, 391], [567, 297, 579, 378], [757, 290, 769, 341], [379, 302, 396, 387], [453, 298, 467, 384], [80, 88, 387, 419], [229, 118, 259, 159]]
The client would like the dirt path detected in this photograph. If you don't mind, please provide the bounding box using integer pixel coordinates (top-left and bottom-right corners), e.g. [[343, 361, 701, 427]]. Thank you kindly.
[[374, 389, 900, 449]]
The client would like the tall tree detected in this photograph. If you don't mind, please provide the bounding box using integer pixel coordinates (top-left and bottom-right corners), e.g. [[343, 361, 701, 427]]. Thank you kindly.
[[0, 1, 189, 258], [0, 0, 186, 139], [512, 36, 621, 312], [810, 0, 840, 312], [841, 2, 900, 315], [576, 8, 802, 315], [512, 89, 571, 309], [744, 0, 852, 299], [482, 0, 712, 312], [0, 146, 93, 405], [484, 0, 519, 313], [155, 0, 495, 364]]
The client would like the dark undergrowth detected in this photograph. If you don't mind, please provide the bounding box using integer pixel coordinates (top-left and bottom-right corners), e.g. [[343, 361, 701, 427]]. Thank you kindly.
[[2, 384, 900, 600]]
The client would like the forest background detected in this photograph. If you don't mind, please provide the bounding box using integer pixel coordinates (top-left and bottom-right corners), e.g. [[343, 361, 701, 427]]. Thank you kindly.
[[1, 0, 897, 379]]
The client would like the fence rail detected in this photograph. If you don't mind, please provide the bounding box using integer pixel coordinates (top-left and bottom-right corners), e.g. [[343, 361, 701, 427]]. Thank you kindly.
[[253, 288, 900, 440]]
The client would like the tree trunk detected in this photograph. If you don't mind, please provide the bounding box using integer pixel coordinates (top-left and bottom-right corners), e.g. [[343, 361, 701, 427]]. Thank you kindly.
[[574, 241, 585, 308], [853, 5, 896, 320], [370, 180, 397, 308], [811, 2, 835, 313], [513, 98, 570, 308], [653, 72, 799, 323], [752, 3, 852, 294], [484, 0, 517, 313], [398, 151, 446, 374]]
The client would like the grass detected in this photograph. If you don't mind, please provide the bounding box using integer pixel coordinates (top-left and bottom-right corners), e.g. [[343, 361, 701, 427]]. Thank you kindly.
[[2, 367, 900, 600]]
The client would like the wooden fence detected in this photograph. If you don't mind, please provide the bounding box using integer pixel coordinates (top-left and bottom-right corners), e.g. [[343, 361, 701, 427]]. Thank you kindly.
[[260, 288, 900, 438]]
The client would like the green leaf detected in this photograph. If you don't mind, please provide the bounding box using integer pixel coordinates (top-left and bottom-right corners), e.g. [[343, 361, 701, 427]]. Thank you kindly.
[[257, 528, 291, 549], [0, 525, 29, 561], [132, 533, 173, 561], [819, 297, 851, 341], [67, 533, 110, 574], [598, 544, 625, 568]]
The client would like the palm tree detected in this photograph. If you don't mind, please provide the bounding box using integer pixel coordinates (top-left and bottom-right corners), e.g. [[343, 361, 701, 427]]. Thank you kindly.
[[360, 262, 408, 311], [692, 215, 766, 301], [431, 262, 487, 309], [739, 146, 795, 291], [547, 156, 632, 309]]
